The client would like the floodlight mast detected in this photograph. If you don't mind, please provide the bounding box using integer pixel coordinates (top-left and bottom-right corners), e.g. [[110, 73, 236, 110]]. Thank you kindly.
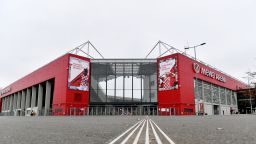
[[243, 71, 256, 114], [145, 41, 182, 58], [68, 40, 104, 59]]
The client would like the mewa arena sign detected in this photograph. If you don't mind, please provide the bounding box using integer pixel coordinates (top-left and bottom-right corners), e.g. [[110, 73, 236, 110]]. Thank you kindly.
[[193, 63, 226, 83]]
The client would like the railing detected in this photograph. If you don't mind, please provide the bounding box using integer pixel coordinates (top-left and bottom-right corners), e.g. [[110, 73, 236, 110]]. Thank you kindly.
[[0, 106, 177, 116], [69, 106, 176, 116]]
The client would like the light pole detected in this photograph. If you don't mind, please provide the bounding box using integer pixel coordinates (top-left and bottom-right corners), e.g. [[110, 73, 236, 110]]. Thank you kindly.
[[185, 43, 206, 115], [185, 43, 206, 61], [243, 72, 256, 114]]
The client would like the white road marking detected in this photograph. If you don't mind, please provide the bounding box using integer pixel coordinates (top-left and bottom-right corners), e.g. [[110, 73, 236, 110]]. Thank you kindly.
[[121, 119, 145, 144], [145, 119, 149, 144], [132, 119, 146, 144], [150, 119, 176, 144], [108, 119, 143, 144], [149, 119, 162, 144], [109, 118, 175, 144]]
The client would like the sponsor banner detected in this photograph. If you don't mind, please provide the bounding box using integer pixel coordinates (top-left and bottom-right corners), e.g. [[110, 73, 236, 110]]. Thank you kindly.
[[158, 57, 178, 91], [68, 57, 89, 91]]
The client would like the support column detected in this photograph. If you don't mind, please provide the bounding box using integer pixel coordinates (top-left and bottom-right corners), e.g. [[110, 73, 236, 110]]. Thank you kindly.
[[4, 97, 7, 111], [31, 86, 36, 108], [44, 81, 52, 116], [9, 95, 13, 114], [17, 92, 21, 109], [13, 93, 17, 110], [2, 98, 5, 111], [21, 90, 26, 115], [37, 84, 43, 115], [25, 88, 31, 110], [6, 96, 9, 112], [202, 81, 205, 115], [211, 84, 213, 104], [1, 98, 4, 112], [2, 97, 5, 111]]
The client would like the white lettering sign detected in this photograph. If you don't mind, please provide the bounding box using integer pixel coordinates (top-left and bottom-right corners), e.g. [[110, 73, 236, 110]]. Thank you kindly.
[[193, 63, 226, 83], [0, 87, 11, 95]]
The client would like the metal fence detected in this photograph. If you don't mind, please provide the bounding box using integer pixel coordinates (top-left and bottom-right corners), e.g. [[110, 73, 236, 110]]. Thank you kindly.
[[69, 106, 176, 116], [0, 106, 177, 116]]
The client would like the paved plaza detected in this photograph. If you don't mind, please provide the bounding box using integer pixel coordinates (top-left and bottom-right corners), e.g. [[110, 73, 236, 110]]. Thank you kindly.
[[0, 115, 255, 144]]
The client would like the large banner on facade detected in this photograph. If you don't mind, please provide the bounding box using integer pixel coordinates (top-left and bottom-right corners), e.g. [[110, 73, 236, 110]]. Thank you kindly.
[[68, 57, 89, 91], [158, 57, 178, 91]]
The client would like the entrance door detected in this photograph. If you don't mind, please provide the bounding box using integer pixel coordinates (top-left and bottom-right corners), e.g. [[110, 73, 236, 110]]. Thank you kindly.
[[213, 105, 220, 115]]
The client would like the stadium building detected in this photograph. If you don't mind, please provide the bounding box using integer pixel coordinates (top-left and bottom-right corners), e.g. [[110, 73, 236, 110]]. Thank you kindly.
[[0, 41, 246, 116]]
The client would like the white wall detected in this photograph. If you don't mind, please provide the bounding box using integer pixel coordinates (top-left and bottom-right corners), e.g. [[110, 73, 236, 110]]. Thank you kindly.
[[220, 106, 230, 115], [195, 100, 234, 116], [204, 104, 213, 115]]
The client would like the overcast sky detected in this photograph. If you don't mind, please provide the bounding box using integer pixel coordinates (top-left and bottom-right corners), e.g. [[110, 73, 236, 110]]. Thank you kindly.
[[0, 0, 256, 88]]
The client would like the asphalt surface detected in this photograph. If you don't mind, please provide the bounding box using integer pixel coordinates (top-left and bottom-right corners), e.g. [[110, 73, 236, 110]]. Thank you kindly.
[[0, 115, 255, 144], [150, 115, 256, 144]]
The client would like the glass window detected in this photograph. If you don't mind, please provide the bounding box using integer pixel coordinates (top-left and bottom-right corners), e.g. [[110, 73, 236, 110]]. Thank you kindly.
[[133, 76, 142, 100], [232, 92, 237, 105], [226, 89, 232, 105], [203, 82, 212, 103], [150, 74, 157, 102], [90, 61, 157, 104], [195, 79, 203, 100], [220, 88, 226, 105], [212, 84, 219, 104], [115, 76, 124, 98], [107, 78, 115, 102], [124, 75, 133, 99]]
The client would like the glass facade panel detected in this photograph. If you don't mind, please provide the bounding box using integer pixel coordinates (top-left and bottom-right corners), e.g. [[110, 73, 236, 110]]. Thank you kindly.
[[90, 60, 157, 104], [203, 82, 212, 103], [195, 79, 203, 100], [220, 88, 226, 105], [150, 74, 157, 102], [194, 79, 237, 106], [212, 84, 219, 104], [232, 92, 237, 105], [226, 89, 232, 105]]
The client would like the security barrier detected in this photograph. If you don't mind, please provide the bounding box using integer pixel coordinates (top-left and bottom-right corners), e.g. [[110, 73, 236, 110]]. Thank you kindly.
[[0, 106, 176, 116], [68, 106, 176, 116]]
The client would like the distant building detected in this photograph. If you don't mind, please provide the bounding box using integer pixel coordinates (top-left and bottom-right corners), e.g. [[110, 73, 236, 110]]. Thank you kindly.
[[237, 88, 256, 114]]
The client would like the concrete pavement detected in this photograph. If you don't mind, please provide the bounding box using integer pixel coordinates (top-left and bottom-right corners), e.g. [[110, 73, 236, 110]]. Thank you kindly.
[[0, 115, 255, 144]]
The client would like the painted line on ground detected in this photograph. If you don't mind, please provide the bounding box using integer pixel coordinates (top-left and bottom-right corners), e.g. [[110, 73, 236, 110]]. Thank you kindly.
[[145, 119, 149, 144], [150, 119, 176, 144], [149, 119, 162, 144], [108, 119, 144, 144], [121, 119, 145, 144], [132, 119, 146, 144]]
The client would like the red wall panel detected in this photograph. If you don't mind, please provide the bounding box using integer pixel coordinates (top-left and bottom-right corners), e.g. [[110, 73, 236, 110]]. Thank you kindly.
[[157, 53, 247, 115], [157, 54, 182, 115], [1, 54, 69, 103], [0, 98, 2, 112], [60, 54, 90, 115], [0, 53, 91, 115]]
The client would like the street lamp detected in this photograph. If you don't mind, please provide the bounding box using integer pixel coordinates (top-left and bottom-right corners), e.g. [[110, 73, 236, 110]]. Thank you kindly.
[[243, 72, 256, 114], [184, 43, 206, 60], [185, 43, 206, 115]]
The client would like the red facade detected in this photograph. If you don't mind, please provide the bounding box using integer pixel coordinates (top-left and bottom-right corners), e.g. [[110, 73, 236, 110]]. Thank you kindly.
[[157, 53, 246, 115], [0, 98, 2, 112], [0, 52, 246, 115], [0, 53, 90, 115]]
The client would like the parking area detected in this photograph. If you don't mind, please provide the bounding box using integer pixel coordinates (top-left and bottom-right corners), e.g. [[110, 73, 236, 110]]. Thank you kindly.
[[0, 115, 255, 144]]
